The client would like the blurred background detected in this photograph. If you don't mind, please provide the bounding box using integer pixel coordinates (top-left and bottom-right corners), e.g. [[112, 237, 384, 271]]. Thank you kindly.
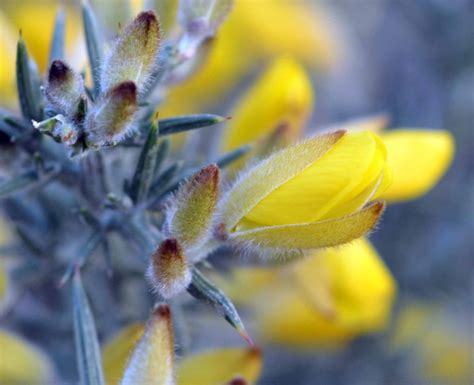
[[0, 1, 472, 384]]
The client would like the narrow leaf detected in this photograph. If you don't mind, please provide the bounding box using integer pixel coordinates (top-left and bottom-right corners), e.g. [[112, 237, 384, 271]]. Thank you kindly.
[[215, 145, 252, 169], [188, 268, 252, 345], [159, 114, 228, 136], [148, 161, 183, 200], [59, 232, 103, 287], [0, 166, 60, 200], [129, 121, 160, 203], [149, 146, 250, 201], [153, 137, 170, 180], [49, 6, 66, 64], [16, 37, 43, 121], [0, 170, 37, 198], [82, 0, 103, 97], [72, 271, 106, 385]]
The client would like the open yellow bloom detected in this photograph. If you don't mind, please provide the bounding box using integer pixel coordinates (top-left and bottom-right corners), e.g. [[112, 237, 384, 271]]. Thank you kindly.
[[378, 130, 454, 201], [102, 321, 262, 385], [220, 130, 391, 253], [221, 56, 314, 155], [0, 329, 54, 385], [160, 0, 337, 116], [221, 238, 396, 347]]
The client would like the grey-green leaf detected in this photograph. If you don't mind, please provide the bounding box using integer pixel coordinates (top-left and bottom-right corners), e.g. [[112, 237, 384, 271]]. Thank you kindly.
[[82, 0, 103, 97], [49, 7, 66, 64], [159, 114, 228, 136], [188, 268, 252, 345], [72, 271, 106, 385], [16, 37, 43, 121], [130, 121, 160, 203]]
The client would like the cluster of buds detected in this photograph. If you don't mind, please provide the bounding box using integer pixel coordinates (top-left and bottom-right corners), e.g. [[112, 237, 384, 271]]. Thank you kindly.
[[36, 10, 160, 150], [147, 164, 220, 299]]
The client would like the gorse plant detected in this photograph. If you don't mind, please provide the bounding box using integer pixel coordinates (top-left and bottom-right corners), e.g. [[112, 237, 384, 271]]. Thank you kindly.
[[0, 1, 455, 384]]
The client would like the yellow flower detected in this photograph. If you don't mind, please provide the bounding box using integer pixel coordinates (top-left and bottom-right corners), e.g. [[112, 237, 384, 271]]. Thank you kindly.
[[378, 130, 455, 201], [160, 0, 337, 116], [221, 56, 314, 156], [219, 130, 391, 253], [0, 329, 54, 385], [102, 317, 262, 385], [177, 347, 262, 385], [102, 323, 144, 385], [221, 238, 396, 347], [391, 303, 471, 385]]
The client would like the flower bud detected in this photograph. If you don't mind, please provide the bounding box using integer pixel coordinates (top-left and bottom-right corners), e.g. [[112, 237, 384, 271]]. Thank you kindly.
[[45, 60, 85, 119], [120, 304, 174, 385], [165, 164, 220, 255], [85, 81, 138, 146], [101, 10, 160, 93], [146, 238, 191, 299]]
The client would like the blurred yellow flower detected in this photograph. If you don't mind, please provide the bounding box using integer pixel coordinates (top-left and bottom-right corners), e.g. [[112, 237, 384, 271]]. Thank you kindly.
[[223, 238, 396, 347], [391, 303, 471, 385], [0, 329, 54, 385], [220, 130, 390, 252], [160, 0, 337, 116], [103, 316, 262, 385], [378, 130, 455, 202], [102, 322, 144, 385], [221, 56, 314, 156], [177, 347, 262, 385]]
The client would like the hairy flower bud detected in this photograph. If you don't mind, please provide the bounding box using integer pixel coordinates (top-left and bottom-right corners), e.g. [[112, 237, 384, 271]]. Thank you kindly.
[[165, 164, 220, 255], [101, 10, 160, 94], [146, 238, 191, 299], [120, 304, 174, 385], [45, 60, 85, 120], [85, 81, 138, 146]]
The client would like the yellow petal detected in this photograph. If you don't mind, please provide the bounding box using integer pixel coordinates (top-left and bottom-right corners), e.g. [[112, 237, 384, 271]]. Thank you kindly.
[[231, 202, 385, 250], [102, 323, 144, 385], [221, 56, 314, 154], [221, 130, 345, 231], [258, 287, 355, 347], [379, 130, 454, 201], [177, 348, 262, 385], [212, 267, 280, 305], [0, 329, 54, 385], [231, 0, 337, 70], [243, 131, 387, 226], [257, 239, 396, 347], [120, 305, 174, 385], [294, 239, 396, 330]]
